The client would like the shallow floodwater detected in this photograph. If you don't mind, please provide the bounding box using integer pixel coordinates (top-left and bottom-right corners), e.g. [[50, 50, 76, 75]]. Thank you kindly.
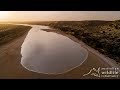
[[21, 25, 88, 74]]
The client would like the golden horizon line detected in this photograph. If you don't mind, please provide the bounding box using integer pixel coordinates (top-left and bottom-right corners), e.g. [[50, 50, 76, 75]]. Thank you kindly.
[[0, 20, 116, 22]]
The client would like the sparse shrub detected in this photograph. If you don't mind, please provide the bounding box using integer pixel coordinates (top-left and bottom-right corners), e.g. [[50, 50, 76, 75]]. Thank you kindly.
[[49, 21, 120, 63], [0, 24, 31, 46]]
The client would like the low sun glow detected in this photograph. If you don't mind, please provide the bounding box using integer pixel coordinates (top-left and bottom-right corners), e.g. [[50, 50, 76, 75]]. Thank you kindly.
[[0, 11, 10, 20]]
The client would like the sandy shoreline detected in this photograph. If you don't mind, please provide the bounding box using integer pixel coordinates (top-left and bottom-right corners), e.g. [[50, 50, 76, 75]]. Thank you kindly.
[[0, 27, 119, 79]]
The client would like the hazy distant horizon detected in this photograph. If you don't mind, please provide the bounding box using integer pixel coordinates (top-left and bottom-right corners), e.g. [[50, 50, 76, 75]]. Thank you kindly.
[[0, 11, 120, 21], [0, 19, 115, 22]]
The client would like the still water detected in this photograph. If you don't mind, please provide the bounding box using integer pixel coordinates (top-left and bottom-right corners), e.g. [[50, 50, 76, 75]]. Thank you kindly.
[[21, 25, 88, 74]]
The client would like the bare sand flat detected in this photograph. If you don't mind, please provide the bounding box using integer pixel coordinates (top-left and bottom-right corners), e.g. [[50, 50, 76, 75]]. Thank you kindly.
[[0, 29, 119, 79]]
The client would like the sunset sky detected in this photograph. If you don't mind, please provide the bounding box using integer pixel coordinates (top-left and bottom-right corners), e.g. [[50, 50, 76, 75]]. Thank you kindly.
[[0, 11, 120, 21]]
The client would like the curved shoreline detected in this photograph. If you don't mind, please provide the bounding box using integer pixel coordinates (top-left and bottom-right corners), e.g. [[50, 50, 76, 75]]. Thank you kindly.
[[20, 26, 89, 74], [0, 24, 119, 79], [42, 28, 120, 68]]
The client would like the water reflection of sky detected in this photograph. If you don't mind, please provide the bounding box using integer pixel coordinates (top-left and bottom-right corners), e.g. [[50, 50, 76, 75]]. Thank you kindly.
[[21, 25, 88, 74]]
